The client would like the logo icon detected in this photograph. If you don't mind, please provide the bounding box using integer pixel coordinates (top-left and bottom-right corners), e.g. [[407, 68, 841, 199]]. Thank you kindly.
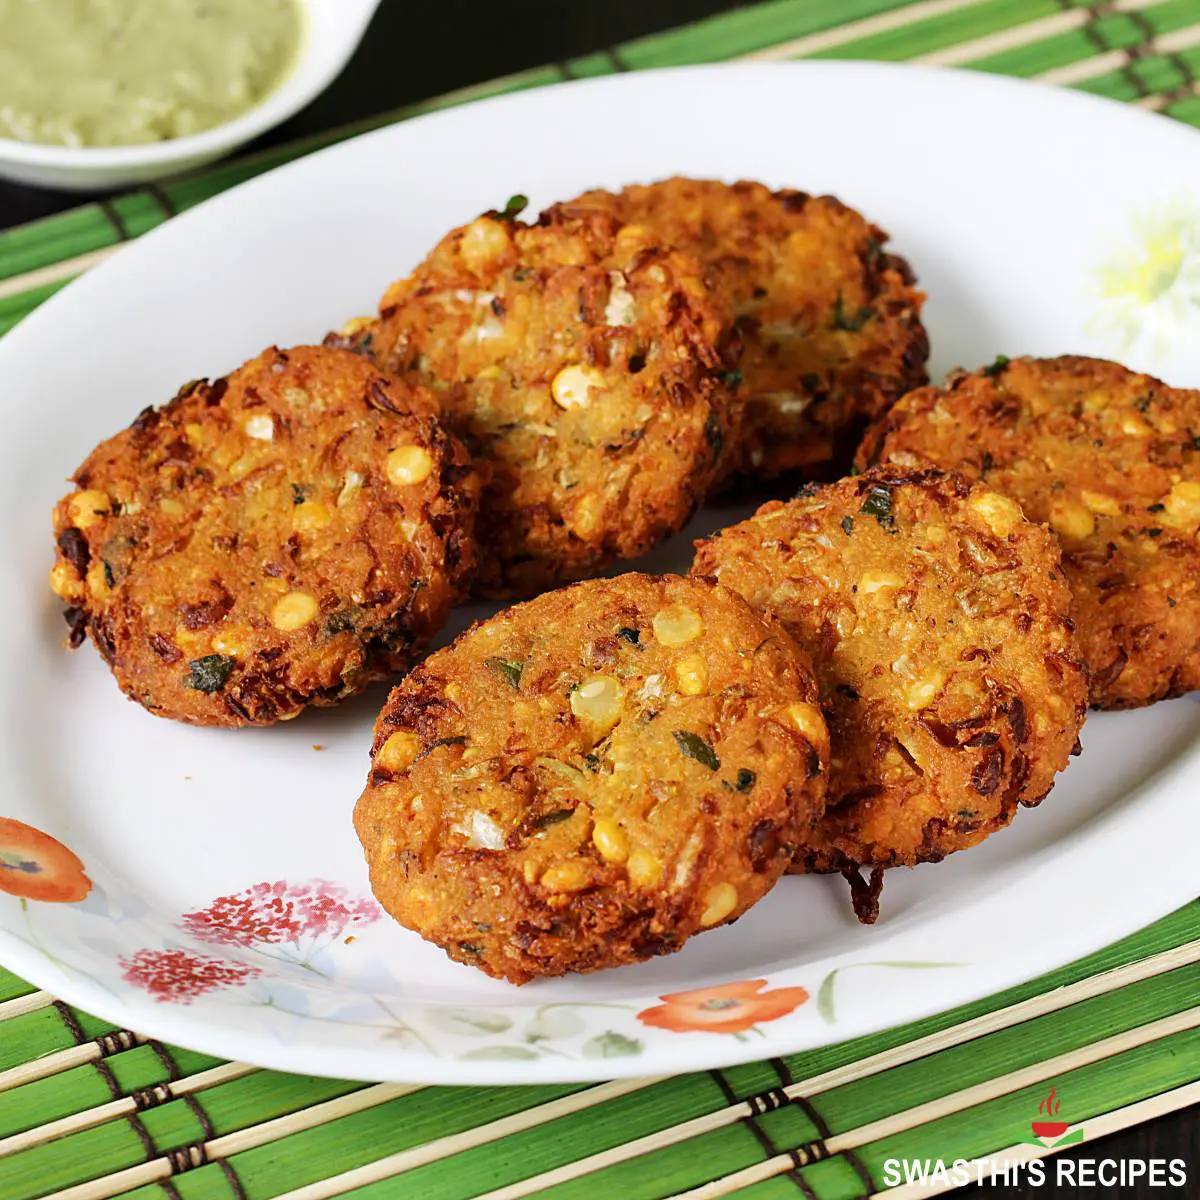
[[1023, 1086, 1084, 1148]]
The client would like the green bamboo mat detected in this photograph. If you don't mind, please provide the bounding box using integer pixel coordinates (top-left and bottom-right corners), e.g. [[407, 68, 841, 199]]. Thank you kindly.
[[0, 905, 1196, 1199], [3, 1, 1200, 1197]]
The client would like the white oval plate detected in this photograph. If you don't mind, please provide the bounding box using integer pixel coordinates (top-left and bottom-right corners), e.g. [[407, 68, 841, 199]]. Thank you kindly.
[[0, 62, 1198, 1085]]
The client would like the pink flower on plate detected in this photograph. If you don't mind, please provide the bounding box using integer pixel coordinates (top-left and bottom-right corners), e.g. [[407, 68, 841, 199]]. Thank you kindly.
[[180, 879, 380, 949], [120, 948, 260, 1004]]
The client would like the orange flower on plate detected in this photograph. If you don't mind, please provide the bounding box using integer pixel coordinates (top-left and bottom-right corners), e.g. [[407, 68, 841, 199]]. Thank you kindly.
[[637, 979, 809, 1035], [0, 818, 91, 903]]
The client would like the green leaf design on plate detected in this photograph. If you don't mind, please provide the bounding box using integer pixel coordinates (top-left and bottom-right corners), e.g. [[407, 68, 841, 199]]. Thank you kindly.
[[817, 961, 962, 1024], [461, 1045, 540, 1061], [524, 1008, 587, 1042], [582, 1031, 643, 1059], [428, 1008, 514, 1037]]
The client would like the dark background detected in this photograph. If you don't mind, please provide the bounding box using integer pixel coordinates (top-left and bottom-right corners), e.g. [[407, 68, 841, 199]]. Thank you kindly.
[[0, 1, 1195, 1195]]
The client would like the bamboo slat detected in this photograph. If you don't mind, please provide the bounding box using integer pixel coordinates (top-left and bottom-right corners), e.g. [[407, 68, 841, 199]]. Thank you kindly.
[[668, 1009, 1200, 1199], [41, 1082, 420, 1200], [0, 1061, 258, 1157], [0, 992, 52, 1023], [1040, 18, 1200, 84], [911, 0, 1171, 67], [739, 0, 991, 61], [0, 1035, 145, 1096]]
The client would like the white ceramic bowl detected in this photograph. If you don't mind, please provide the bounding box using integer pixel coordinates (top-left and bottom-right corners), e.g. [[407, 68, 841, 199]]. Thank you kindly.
[[0, 0, 380, 192]]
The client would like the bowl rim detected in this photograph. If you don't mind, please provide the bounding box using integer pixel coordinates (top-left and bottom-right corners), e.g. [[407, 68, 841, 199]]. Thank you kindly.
[[0, 0, 379, 171]]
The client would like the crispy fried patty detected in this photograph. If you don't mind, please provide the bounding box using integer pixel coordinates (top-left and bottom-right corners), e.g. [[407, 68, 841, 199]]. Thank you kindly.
[[546, 178, 928, 479], [858, 355, 1200, 709], [693, 467, 1087, 918], [50, 345, 481, 726], [354, 573, 829, 983], [347, 203, 739, 597]]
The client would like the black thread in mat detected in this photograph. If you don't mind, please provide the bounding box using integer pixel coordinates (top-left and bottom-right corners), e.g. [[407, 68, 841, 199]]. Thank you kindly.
[[97, 199, 130, 243], [183, 1092, 216, 1141], [220, 1158, 251, 1200], [603, 46, 630, 72], [179, 1092, 250, 1200], [50, 1001, 161, 1164], [166, 1142, 208, 1175], [156, 1181, 183, 1200], [122, 1110, 160, 1166], [745, 1087, 792, 1117], [51, 998, 87, 1045], [145, 182, 178, 220], [708, 1068, 738, 1105], [96, 1029, 140, 1056], [1158, 47, 1199, 107], [93, 1057, 124, 1103], [706, 1071, 816, 1196], [748, 1122, 822, 1198], [776, 1067, 879, 1200], [219, 1156, 249, 1200], [132, 1083, 174, 1111], [147, 1039, 183, 1082], [1058, 0, 1157, 99], [93, 1050, 161, 1166], [1084, 0, 1200, 117]]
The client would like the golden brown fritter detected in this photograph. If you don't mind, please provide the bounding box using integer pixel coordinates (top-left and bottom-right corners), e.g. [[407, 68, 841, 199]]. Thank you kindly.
[[50, 345, 482, 727], [693, 467, 1087, 920], [349, 202, 739, 597], [859, 355, 1200, 709], [546, 177, 928, 479], [354, 573, 829, 983]]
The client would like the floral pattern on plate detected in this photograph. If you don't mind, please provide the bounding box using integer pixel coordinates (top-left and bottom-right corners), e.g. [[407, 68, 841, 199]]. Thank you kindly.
[[120, 947, 262, 1004], [180, 879, 381, 971], [0, 818, 91, 903], [0, 839, 967, 1062], [637, 980, 810, 1038], [1085, 196, 1200, 356]]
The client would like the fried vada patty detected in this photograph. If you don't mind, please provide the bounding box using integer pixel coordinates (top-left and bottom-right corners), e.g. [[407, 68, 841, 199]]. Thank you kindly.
[[858, 355, 1200, 709], [353, 573, 829, 983], [353, 203, 739, 597], [50, 345, 482, 726], [692, 467, 1087, 919], [546, 177, 928, 478]]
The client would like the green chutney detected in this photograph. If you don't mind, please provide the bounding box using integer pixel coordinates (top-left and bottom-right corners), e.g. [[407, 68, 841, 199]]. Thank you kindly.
[[0, 0, 302, 148]]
